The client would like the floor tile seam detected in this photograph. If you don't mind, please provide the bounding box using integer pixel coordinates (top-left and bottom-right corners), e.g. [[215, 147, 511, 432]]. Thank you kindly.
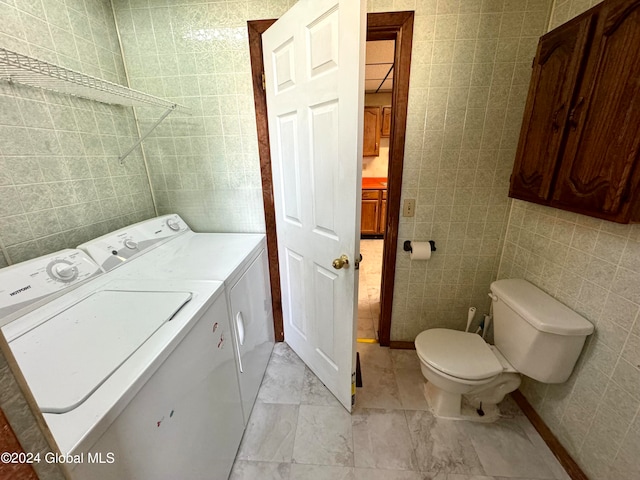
[[359, 365, 398, 378]]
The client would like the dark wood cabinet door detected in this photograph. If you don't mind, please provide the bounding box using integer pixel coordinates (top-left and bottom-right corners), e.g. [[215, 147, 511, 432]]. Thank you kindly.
[[509, 9, 596, 203], [363, 106, 381, 156], [361, 199, 379, 234], [552, 0, 640, 220]]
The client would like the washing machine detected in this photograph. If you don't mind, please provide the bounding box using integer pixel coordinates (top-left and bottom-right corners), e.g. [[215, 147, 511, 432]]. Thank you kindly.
[[0, 249, 244, 479], [78, 214, 275, 423]]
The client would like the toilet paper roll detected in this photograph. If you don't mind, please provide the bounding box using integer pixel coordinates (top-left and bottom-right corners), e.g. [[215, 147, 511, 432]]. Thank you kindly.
[[410, 242, 432, 261]]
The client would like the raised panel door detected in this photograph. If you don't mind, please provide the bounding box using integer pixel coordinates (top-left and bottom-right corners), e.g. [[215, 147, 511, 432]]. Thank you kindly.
[[361, 198, 379, 235], [552, 0, 640, 221], [363, 106, 381, 156], [263, 0, 365, 411], [381, 106, 391, 137], [509, 9, 596, 203]]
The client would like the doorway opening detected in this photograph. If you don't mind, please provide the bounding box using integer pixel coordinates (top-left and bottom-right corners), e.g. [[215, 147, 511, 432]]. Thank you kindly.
[[247, 11, 414, 347], [358, 39, 395, 342]]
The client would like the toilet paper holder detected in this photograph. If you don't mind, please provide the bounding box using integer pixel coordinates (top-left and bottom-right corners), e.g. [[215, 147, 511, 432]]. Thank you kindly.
[[403, 240, 436, 253]]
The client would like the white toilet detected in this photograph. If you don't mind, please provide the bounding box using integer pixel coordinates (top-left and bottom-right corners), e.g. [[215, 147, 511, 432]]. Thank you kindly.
[[415, 278, 594, 420]]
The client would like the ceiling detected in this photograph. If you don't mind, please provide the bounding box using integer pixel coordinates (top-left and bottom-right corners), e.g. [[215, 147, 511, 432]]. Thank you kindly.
[[365, 40, 394, 93]]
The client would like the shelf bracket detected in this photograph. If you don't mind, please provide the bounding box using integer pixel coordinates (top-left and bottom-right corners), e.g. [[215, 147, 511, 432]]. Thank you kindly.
[[119, 105, 176, 164]]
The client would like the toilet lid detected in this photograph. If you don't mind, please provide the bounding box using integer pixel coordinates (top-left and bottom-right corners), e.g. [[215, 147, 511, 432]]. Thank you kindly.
[[415, 328, 503, 380]]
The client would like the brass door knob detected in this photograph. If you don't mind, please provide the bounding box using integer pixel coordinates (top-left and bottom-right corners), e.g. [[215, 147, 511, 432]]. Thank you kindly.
[[332, 254, 349, 270]]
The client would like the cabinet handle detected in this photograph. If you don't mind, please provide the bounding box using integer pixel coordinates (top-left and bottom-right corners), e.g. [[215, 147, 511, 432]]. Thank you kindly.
[[551, 103, 565, 132], [569, 97, 584, 130], [236, 312, 245, 346]]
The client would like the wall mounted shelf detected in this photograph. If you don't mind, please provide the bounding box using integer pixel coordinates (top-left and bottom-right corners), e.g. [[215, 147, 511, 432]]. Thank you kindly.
[[0, 47, 190, 163]]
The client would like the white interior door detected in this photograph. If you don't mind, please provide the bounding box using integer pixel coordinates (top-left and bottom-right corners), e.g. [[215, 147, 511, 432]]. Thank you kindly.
[[262, 0, 365, 411]]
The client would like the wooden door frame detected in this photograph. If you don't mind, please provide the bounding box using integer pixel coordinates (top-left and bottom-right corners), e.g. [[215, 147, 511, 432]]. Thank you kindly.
[[247, 11, 414, 347]]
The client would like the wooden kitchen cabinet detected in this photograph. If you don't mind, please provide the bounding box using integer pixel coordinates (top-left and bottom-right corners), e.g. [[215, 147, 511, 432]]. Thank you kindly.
[[361, 188, 387, 236], [509, 0, 640, 223], [363, 106, 381, 156], [361, 191, 380, 235], [381, 106, 391, 137]]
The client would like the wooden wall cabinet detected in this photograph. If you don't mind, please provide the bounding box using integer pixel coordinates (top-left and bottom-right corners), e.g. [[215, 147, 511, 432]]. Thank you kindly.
[[509, 0, 640, 223], [363, 106, 381, 156], [361, 188, 387, 235], [381, 106, 391, 137]]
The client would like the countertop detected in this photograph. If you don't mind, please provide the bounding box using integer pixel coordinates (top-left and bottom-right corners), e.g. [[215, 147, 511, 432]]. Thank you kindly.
[[362, 177, 387, 189]]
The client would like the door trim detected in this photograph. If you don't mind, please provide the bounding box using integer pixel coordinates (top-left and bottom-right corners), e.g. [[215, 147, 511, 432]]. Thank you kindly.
[[247, 19, 282, 341], [247, 11, 414, 346]]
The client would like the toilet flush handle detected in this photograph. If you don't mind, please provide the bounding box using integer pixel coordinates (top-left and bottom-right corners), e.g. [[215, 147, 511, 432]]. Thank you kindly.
[[488, 293, 498, 302]]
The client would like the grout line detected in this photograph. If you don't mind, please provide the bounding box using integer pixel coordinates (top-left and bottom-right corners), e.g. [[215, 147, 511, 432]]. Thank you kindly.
[[0, 235, 11, 266], [496, 197, 515, 279]]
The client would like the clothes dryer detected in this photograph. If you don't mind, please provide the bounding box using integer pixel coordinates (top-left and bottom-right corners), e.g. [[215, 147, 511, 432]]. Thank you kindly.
[[78, 214, 275, 423]]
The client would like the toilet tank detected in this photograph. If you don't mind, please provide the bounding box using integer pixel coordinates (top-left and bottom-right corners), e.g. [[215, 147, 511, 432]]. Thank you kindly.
[[490, 279, 594, 383]]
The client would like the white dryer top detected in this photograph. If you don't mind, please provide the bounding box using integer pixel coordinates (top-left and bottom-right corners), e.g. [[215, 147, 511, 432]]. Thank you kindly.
[[415, 328, 503, 380], [116, 232, 265, 283], [8, 290, 191, 413]]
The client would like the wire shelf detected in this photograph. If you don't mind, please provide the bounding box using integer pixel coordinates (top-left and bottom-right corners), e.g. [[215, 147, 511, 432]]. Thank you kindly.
[[0, 47, 189, 113]]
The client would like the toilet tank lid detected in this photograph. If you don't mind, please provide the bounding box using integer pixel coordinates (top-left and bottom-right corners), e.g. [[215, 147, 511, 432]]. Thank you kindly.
[[490, 279, 594, 336]]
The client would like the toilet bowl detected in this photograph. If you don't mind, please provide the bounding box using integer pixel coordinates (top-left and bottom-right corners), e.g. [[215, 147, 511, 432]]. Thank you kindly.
[[414, 279, 594, 421], [416, 328, 520, 418]]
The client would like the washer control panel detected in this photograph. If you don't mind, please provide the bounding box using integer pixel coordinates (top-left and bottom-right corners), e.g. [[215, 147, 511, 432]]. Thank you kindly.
[[77, 214, 190, 271], [0, 249, 102, 320]]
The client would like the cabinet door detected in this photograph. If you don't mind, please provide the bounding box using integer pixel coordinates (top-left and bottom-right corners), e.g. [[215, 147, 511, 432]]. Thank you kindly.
[[552, 0, 640, 221], [379, 197, 387, 234], [509, 10, 596, 203], [363, 106, 381, 156], [361, 197, 379, 235], [381, 106, 391, 137]]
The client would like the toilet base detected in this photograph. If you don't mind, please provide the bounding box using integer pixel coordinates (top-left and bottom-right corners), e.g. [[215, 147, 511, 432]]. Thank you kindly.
[[423, 382, 501, 422]]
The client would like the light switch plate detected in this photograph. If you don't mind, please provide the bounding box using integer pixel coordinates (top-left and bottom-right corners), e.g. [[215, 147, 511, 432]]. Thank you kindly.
[[403, 199, 415, 217]]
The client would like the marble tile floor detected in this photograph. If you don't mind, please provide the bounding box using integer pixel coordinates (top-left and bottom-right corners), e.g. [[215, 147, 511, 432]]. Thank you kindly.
[[358, 239, 384, 340], [230, 342, 571, 480]]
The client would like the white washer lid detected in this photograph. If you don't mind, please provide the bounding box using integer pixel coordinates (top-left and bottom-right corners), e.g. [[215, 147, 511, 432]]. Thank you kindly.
[[491, 279, 594, 335], [415, 328, 503, 380], [9, 290, 192, 413]]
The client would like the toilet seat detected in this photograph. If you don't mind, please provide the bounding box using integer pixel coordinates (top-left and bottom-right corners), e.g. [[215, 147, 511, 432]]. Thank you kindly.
[[415, 328, 503, 381]]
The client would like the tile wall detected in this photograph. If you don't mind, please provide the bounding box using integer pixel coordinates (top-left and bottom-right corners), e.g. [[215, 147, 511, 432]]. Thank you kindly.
[[0, 0, 155, 266], [0, 1, 153, 476], [111, 0, 296, 232], [497, 2, 640, 478], [367, 0, 553, 340]]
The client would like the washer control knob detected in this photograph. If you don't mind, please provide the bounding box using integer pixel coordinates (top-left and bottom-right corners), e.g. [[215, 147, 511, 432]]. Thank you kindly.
[[50, 262, 77, 282], [124, 239, 138, 250], [167, 219, 180, 231]]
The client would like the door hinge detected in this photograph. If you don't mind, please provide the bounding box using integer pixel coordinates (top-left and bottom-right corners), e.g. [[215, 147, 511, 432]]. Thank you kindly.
[[261, 71, 266, 91]]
